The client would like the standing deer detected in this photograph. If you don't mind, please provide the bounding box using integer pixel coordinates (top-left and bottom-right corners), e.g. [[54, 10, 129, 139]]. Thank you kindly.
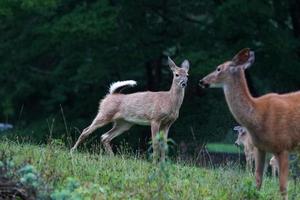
[[270, 155, 279, 177], [234, 126, 255, 171], [71, 57, 190, 161], [199, 48, 300, 200], [234, 126, 279, 176]]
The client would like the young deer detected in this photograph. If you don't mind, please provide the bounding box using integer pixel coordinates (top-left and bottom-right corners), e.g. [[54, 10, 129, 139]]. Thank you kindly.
[[234, 126, 279, 175], [234, 126, 255, 171], [199, 48, 300, 200], [71, 57, 190, 161], [270, 155, 279, 177]]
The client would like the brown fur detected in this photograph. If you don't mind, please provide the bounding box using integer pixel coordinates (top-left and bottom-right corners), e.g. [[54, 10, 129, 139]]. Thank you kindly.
[[71, 57, 189, 162], [200, 48, 300, 199]]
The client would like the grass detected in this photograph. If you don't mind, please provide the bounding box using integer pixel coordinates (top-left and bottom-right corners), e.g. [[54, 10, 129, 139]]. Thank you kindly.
[[206, 143, 240, 154], [0, 139, 298, 200]]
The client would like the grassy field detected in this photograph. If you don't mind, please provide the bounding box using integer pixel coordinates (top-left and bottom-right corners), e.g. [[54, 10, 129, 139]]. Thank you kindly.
[[0, 139, 298, 200], [206, 143, 240, 154]]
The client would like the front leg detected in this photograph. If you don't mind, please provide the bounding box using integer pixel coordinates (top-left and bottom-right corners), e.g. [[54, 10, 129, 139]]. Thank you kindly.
[[254, 148, 266, 189], [160, 123, 173, 162], [151, 121, 160, 163], [277, 151, 289, 200]]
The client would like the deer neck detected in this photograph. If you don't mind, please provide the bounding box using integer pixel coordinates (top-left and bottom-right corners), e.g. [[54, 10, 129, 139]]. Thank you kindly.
[[223, 69, 257, 127], [169, 79, 185, 110]]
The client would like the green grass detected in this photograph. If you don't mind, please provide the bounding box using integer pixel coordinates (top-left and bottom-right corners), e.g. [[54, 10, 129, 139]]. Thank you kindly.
[[206, 143, 241, 153], [0, 139, 298, 200]]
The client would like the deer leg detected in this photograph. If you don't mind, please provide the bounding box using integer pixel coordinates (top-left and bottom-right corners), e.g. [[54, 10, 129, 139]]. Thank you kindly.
[[277, 151, 289, 200], [272, 166, 276, 178], [246, 155, 251, 172], [71, 114, 110, 152], [101, 120, 133, 155], [250, 156, 255, 173], [160, 123, 172, 162], [254, 148, 266, 190], [151, 121, 161, 163]]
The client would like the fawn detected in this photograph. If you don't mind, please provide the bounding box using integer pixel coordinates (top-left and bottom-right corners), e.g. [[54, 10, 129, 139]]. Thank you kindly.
[[71, 57, 190, 161], [270, 155, 279, 177], [234, 126, 255, 171], [234, 126, 279, 176], [199, 48, 300, 200]]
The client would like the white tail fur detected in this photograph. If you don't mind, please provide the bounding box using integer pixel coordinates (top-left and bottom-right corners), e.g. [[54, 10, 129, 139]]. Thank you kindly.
[[109, 80, 137, 94]]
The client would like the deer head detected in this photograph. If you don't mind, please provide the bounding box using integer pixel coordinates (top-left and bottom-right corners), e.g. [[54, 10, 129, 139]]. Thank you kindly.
[[168, 57, 189, 88], [233, 126, 248, 146], [199, 48, 255, 88]]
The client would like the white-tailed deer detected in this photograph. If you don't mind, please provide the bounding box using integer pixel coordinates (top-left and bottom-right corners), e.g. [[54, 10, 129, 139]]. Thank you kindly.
[[270, 155, 279, 177], [199, 48, 300, 200], [71, 57, 190, 161], [234, 126, 279, 176], [234, 126, 255, 171]]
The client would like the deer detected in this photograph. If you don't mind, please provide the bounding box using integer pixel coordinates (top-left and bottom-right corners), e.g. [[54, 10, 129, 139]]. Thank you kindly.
[[234, 126, 279, 176], [270, 155, 279, 177], [71, 57, 190, 162], [234, 126, 255, 171], [199, 48, 300, 200]]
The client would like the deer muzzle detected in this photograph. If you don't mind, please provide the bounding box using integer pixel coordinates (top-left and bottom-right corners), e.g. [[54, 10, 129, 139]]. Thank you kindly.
[[180, 79, 187, 88], [199, 79, 209, 88]]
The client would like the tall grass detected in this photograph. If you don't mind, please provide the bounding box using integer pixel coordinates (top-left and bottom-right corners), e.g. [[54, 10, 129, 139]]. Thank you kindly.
[[0, 138, 298, 200]]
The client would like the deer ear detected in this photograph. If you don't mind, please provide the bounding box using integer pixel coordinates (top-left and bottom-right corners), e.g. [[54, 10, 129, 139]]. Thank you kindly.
[[232, 48, 250, 65], [168, 57, 177, 71], [181, 60, 190, 72], [233, 126, 242, 132], [232, 48, 255, 70]]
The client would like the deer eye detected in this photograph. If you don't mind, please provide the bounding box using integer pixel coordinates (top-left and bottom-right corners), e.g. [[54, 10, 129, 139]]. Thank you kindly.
[[217, 68, 221, 72], [175, 74, 179, 77]]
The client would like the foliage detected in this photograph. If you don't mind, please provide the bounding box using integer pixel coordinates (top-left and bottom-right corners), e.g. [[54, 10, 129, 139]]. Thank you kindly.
[[0, 151, 50, 199], [0, 0, 300, 150], [206, 143, 239, 154], [1, 139, 299, 200]]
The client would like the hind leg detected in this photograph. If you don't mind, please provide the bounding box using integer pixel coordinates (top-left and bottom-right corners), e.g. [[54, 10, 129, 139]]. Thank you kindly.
[[101, 120, 133, 155], [71, 114, 110, 152]]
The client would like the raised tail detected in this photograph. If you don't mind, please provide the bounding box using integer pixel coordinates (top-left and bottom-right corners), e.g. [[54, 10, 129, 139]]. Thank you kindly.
[[109, 80, 137, 94]]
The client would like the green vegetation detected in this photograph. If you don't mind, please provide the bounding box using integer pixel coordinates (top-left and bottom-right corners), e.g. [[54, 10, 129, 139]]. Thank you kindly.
[[206, 143, 240, 154], [1, 0, 300, 148], [1, 139, 299, 200], [1, 1, 300, 199]]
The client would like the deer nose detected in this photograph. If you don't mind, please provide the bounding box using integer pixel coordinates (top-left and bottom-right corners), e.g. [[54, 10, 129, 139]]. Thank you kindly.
[[199, 80, 208, 88], [234, 142, 239, 147]]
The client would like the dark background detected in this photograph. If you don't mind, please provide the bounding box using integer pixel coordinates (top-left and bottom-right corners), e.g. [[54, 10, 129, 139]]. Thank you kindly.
[[1, 0, 299, 153]]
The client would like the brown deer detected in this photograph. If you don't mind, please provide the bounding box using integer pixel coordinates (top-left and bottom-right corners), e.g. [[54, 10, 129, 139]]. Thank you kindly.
[[199, 48, 300, 200], [234, 126, 255, 171], [71, 57, 190, 161]]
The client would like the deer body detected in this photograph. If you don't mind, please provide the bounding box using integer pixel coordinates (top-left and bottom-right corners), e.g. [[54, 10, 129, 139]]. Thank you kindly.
[[200, 48, 300, 199], [71, 57, 189, 162], [114, 88, 184, 125], [226, 71, 300, 153]]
